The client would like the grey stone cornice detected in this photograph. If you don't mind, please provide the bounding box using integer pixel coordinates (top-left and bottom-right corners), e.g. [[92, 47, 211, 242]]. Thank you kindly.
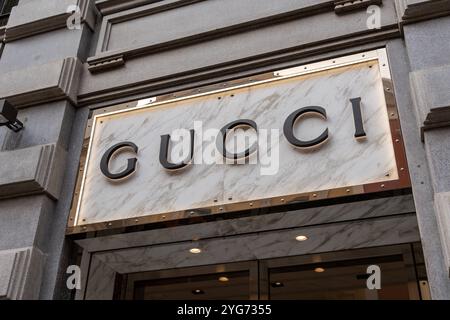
[[409, 64, 450, 140], [88, 54, 125, 73], [0, 57, 82, 108], [95, 0, 166, 15], [87, 0, 386, 73], [0, 247, 45, 300], [334, 0, 382, 14], [0, 26, 5, 42], [78, 31, 399, 106], [4, 0, 96, 42], [435, 192, 450, 277], [395, 0, 450, 24], [0, 144, 67, 200]]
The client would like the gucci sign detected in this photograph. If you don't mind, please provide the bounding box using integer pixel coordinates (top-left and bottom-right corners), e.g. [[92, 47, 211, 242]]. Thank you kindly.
[[68, 49, 409, 234]]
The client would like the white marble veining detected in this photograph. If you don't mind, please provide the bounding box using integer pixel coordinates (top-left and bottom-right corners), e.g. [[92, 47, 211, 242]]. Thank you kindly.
[[76, 61, 398, 225]]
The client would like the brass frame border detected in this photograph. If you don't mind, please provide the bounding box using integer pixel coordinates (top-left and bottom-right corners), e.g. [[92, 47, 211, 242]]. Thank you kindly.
[[66, 48, 410, 235]]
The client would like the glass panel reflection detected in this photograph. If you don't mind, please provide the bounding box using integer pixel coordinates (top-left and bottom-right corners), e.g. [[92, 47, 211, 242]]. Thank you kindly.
[[134, 271, 250, 300], [269, 255, 416, 300]]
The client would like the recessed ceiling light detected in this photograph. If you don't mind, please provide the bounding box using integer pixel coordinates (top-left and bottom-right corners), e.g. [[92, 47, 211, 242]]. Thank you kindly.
[[271, 282, 284, 288], [295, 235, 308, 241], [314, 267, 325, 273], [192, 289, 205, 295], [218, 276, 229, 282], [189, 248, 202, 254]]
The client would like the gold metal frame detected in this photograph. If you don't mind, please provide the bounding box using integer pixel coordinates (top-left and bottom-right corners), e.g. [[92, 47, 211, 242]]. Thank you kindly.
[[66, 48, 410, 235]]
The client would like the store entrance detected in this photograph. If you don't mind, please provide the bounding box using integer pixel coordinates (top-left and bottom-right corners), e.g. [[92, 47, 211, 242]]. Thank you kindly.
[[116, 244, 430, 300]]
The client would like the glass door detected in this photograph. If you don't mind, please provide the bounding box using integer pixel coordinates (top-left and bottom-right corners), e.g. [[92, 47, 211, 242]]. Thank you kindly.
[[259, 244, 429, 300], [120, 261, 259, 300], [117, 243, 429, 300]]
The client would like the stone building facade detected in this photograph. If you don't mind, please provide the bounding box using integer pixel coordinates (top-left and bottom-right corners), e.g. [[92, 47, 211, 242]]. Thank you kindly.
[[0, 0, 450, 300]]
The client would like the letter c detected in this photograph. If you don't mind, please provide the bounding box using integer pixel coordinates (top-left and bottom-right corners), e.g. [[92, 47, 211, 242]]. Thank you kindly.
[[100, 142, 138, 180], [216, 119, 258, 160], [283, 106, 329, 148]]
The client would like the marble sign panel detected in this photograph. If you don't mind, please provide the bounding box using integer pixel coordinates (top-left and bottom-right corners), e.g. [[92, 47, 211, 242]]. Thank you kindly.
[[73, 51, 403, 228]]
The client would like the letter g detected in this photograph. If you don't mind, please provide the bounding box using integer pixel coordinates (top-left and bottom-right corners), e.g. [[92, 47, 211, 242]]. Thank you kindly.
[[100, 142, 138, 180]]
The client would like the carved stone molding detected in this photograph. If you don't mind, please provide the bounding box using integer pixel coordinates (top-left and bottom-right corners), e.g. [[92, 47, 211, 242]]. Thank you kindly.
[[0, 27, 5, 42], [79, 29, 400, 106], [79, 0, 400, 107], [95, 0, 165, 15], [4, 0, 96, 42], [0, 144, 67, 200], [434, 192, 450, 277], [87, 54, 125, 73], [0, 247, 45, 300], [0, 57, 82, 108], [87, 0, 335, 73], [410, 65, 450, 140], [84, 0, 398, 76], [334, 0, 382, 14], [395, 0, 450, 24]]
